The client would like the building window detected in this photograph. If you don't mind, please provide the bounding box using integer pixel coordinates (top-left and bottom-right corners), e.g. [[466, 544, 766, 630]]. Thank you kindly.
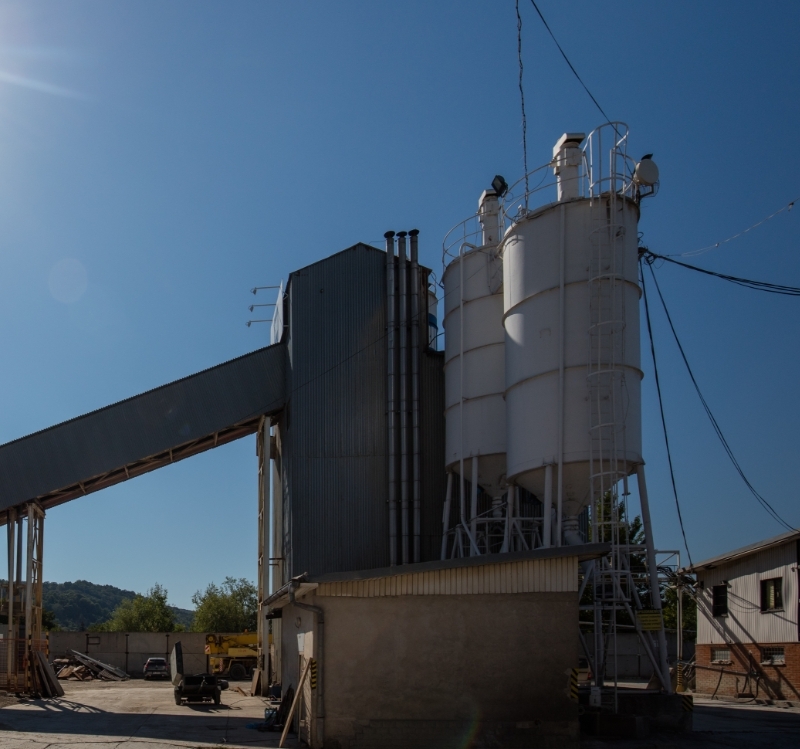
[[712, 584, 728, 617], [711, 647, 731, 664], [761, 646, 785, 666], [760, 578, 783, 611]]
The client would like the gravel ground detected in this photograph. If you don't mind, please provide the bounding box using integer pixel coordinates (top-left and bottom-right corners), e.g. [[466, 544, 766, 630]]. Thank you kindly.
[[0, 679, 296, 748], [0, 682, 797, 748]]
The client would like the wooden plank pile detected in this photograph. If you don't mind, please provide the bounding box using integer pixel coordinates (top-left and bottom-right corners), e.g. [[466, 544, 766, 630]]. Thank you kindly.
[[53, 650, 129, 682], [32, 651, 65, 699], [53, 661, 94, 681]]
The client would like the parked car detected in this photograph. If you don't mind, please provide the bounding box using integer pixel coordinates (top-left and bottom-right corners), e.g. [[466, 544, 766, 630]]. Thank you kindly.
[[143, 657, 169, 680]]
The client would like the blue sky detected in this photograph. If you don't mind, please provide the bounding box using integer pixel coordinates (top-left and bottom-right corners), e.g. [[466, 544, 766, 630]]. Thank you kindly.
[[0, 2, 798, 609]]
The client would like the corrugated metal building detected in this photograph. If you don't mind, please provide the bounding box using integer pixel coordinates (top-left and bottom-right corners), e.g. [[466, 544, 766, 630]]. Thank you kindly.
[[269, 243, 445, 582], [688, 531, 800, 700]]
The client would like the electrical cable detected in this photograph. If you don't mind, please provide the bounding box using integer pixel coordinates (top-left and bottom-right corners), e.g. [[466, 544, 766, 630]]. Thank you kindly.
[[644, 261, 797, 534], [527, 0, 613, 126], [516, 0, 529, 200], [639, 261, 694, 567], [643, 249, 800, 296], [671, 198, 797, 258]]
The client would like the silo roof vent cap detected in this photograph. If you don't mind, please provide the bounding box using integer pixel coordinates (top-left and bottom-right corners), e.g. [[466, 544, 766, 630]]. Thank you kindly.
[[552, 132, 585, 158]]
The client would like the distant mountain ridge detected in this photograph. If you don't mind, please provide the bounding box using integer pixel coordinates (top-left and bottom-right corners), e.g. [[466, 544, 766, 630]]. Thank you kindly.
[[42, 580, 194, 631]]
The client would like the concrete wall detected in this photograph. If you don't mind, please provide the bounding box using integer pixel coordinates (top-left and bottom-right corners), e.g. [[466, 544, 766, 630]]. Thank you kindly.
[[49, 632, 209, 676], [281, 591, 579, 749]]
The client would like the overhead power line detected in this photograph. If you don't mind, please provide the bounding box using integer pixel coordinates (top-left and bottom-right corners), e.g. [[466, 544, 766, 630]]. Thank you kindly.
[[672, 197, 798, 258], [642, 249, 800, 297], [644, 261, 797, 534], [516, 0, 529, 198], [527, 0, 612, 125], [639, 262, 694, 567]]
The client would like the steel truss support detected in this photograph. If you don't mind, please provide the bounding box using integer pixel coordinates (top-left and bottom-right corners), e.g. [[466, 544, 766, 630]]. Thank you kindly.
[[441, 481, 544, 560], [3, 502, 44, 694], [580, 482, 673, 697]]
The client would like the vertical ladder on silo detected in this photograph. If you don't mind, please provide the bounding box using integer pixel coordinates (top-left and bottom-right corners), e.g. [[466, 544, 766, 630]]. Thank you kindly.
[[585, 155, 669, 701]]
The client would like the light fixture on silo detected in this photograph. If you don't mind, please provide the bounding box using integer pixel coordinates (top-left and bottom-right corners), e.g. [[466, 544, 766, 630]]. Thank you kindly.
[[491, 175, 508, 198], [633, 154, 659, 186]]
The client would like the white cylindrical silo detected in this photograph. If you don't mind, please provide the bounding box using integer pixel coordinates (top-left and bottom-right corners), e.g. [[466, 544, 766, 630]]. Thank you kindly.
[[443, 191, 506, 500], [503, 130, 643, 536]]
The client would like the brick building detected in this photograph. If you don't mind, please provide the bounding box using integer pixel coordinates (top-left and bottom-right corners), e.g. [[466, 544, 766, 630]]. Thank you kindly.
[[688, 531, 799, 700]]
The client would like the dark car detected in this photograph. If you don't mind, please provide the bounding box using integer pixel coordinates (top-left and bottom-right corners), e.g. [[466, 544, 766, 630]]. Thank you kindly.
[[143, 657, 169, 680]]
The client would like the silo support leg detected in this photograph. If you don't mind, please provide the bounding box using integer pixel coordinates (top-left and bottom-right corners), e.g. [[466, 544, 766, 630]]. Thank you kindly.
[[636, 465, 673, 694], [542, 464, 553, 548]]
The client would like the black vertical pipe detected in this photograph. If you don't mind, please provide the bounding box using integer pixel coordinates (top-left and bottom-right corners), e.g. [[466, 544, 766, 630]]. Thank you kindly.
[[385, 232, 397, 566], [397, 231, 409, 564], [409, 229, 421, 563]]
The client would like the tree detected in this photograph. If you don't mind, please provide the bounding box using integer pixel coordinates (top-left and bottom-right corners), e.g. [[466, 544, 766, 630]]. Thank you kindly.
[[662, 579, 697, 635], [191, 577, 257, 633], [42, 609, 60, 632], [582, 494, 698, 638], [94, 584, 177, 632]]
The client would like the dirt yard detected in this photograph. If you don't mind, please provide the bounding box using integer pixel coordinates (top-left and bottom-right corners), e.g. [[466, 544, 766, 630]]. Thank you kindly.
[[0, 683, 798, 748], [0, 679, 296, 748]]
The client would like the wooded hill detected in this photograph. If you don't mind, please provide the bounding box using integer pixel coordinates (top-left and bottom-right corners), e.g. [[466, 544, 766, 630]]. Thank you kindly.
[[42, 580, 194, 631]]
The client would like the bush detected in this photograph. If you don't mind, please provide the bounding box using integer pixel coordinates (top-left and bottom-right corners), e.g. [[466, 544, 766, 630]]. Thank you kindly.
[[94, 584, 177, 632], [191, 578, 257, 632]]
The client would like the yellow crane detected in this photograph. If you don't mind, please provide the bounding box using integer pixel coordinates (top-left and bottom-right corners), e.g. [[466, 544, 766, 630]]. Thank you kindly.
[[204, 633, 258, 680]]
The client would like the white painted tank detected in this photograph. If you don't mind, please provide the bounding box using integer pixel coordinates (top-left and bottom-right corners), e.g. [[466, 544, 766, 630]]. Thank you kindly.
[[503, 131, 643, 525], [443, 190, 506, 498]]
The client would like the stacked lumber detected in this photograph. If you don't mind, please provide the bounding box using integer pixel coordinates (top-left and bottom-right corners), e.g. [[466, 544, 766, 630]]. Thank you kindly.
[[54, 650, 129, 682], [54, 662, 94, 681], [32, 651, 65, 699]]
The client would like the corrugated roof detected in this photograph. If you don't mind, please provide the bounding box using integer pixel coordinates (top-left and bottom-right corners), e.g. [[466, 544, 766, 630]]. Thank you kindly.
[[685, 529, 800, 572], [0, 343, 286, 518], [265, 543, 611, 606]]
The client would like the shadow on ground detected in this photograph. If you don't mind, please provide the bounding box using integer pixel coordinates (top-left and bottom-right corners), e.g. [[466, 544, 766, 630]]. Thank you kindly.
[[582, 701, 800, 749], [0, 682, 298, 749]]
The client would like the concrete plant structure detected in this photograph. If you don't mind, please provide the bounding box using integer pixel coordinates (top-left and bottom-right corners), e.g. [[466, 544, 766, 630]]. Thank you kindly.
[[0, 122, 682, 746]]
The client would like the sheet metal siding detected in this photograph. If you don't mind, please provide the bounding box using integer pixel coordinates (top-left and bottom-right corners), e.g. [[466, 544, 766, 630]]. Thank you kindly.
[[283, 245, 389, 577], [420, 350, 445, 561], [315, 556, 577, 597], [697, 540, 798, 645], [689, 530, 800, 571], [0, 345, 286, 511]]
